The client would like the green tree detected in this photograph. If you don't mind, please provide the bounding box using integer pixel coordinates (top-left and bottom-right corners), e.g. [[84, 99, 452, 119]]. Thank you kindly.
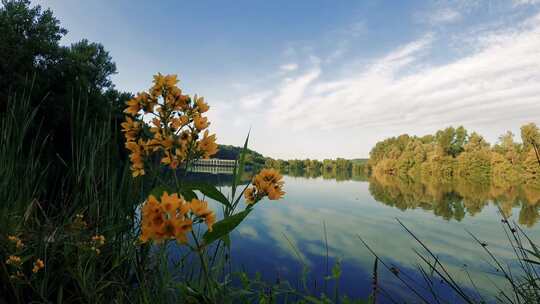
[[435, 126, 467, 157], [521, 123, 540, 151], [523, 149, 540, 188], [0, 0, 66, 101], [0, 0, 128, 159]]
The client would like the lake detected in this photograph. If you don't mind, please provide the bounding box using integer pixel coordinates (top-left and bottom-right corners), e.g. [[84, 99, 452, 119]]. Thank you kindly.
[[178, 171, 540, 302]]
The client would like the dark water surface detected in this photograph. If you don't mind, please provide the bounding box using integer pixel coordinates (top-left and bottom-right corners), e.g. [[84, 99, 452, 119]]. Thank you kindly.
[[178, 172, 540, 302]]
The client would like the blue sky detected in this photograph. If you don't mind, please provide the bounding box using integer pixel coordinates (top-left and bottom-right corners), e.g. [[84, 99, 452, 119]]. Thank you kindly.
[[36, 0, 540, 159]]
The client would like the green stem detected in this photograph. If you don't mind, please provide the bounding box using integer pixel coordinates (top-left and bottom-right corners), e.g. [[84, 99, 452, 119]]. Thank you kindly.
[[190, 230, 214, 300]]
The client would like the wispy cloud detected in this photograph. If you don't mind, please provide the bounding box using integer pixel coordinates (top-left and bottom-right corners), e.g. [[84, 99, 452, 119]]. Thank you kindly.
[[240, 13, 540, 137], [427, 8, 462, 25], [513, 0, 540, 6], [239, 90, 273, 109], [280, 63, 299, 72]]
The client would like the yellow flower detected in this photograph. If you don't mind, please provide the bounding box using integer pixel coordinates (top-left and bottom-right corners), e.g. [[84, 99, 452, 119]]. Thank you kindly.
[[195, 96, 209, 113], [124, 97, 141, 116], [179, 115, 189, 125], [161, 136, 174, 150], [160, 150, 179, 169], [267, 184, 285, 200], [151, 73, 166, 96], [170, 117, 182, 130], [8, 235, 23, 249], [121, 116, 140, 142], [32, 259, 45, 273], [161, 192, 184, 217], [179, 130, 191, 143], [193, 114, 209, 131], [249, 169, 285, 202], [164, 74, 179, 88], [140, 193, 194, 244], [244, 187, 257, 204], [6, 255, 21, 266], [122, 73, 221, 177], [92, 235, 106, 246], [198, 130, 218, 159], [190, 199, 215, 231], [174, 95, 190, 111], [173, 218, 193, 244], [126, 140, 145, 177]]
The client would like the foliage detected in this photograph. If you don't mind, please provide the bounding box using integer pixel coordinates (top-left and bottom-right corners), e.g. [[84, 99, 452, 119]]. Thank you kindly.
[[361, 217, 540, 304], [265, 157, 368, 181], [0, 0, 133, 202], [215, 144, 266, 168], [0, 3, 360, 302], [1, 87, 140, 303], [118, 74, 288, 302], [368, 125, 540, 187]]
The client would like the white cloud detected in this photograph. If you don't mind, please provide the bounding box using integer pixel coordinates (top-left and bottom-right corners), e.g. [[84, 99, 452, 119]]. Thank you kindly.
[[428, 8, 462, 25], [513, 0, 540, 5], [280, 63, 299, 72], [241, 13, 540, 139], [239, 90, 273, 109]]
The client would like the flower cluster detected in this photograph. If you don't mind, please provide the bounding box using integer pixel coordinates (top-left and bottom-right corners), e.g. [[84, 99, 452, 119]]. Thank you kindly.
[[140, 192, 215, 244], [6, 255, 22, 266], [92, 235, 106, 246], [244, 169, 285, 204], [8, 235, 24, 250], [32, 259, 45, 273], [72, 213, 88, 229], [122, 73, 218, 177], [90, 235, 106, 255]]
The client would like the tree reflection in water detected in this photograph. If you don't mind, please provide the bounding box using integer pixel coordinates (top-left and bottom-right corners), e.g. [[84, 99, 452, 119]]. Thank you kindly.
[[368, 172, 540, 227], [278, 167, 540, 227]]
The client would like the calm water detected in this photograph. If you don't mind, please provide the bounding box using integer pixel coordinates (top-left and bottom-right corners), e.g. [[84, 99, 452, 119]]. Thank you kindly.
[[178, 172, 540, 302]]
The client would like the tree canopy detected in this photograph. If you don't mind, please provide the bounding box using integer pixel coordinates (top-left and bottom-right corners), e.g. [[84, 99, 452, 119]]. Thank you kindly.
[[368, 124, 540, 187]]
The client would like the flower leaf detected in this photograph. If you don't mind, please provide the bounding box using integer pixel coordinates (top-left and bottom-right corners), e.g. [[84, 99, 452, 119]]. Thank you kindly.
[[183, 181, 230, 208], [203, 209, 251, 245]]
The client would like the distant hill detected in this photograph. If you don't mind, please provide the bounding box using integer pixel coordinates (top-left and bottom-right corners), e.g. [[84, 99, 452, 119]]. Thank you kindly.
[[215, 144, 266, 167]]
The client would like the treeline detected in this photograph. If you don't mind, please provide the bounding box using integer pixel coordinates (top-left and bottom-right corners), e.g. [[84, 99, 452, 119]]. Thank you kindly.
[[265, 157, 368, 179], [214, 145, 266, 167], [0, 0, 132, 182], [368, 124, 540, 187]]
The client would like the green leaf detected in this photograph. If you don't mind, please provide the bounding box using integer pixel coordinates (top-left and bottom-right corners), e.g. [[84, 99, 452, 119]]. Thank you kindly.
[[221, 234, 231, 248], [523, 258, 540, 265], [232, 131, 250, 200], [180, 189, 198, 201], [235, 131, 250, 188], [141, 124, 154, 138], [57, 285, 63, 304], [203, 209, 251, 245], [332, 259, 342, 278], [184, 181, 230, 207], [303, 296, 325, 304]]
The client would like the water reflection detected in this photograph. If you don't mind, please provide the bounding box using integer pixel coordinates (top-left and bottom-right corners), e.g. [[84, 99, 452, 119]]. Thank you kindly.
[[277, 168, 540, 227], [368, 173, 540, 227], [180, 168, 540, 301], [281, 167, 369, 182], [224, 174, 540, 302]]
